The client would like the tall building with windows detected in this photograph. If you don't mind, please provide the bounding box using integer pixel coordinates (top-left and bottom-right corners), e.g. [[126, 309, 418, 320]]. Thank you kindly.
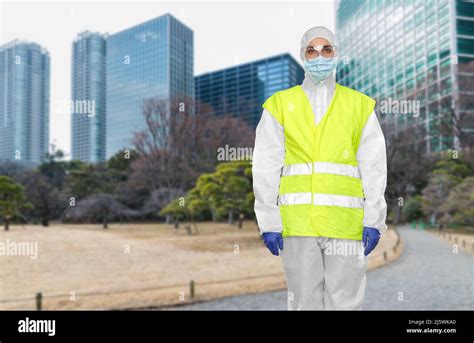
[[71, 31, 107, 162], [0, 40, 50, 166], [195, 53, 305, 128], [106, 13, 194, 158], [336, 0, 474, 154]]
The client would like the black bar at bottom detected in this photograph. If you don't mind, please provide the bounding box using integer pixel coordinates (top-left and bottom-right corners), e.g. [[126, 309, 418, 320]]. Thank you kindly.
[[0, 310, 471, 339]]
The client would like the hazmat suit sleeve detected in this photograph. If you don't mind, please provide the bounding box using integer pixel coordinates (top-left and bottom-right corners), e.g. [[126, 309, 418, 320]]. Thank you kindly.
[[357, 111, 388, 234], [252, 109, 285, 235]]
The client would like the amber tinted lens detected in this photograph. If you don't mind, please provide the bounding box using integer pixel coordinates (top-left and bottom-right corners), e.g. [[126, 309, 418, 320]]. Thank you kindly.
[[321, 47, 334, 57], [305, 47, 318, 59]]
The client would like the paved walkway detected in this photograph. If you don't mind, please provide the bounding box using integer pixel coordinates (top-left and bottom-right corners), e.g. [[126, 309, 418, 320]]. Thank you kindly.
[[170, 226, 473, 310]]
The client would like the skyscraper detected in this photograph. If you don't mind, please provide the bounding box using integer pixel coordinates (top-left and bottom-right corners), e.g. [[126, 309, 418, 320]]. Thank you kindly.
[[195, 53, 305, 128], [106, 13, 194, 158], [0, 40, 50, 166], [336, 0, 474, 154], [71, 31, 107, 163]]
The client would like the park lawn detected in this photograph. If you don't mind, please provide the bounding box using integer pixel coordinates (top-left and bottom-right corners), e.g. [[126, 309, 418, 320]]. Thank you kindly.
[[0, 221, 398, 309]]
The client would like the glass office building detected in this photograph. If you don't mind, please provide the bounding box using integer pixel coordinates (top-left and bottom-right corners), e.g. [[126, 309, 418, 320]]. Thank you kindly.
[[71, 31, 107, 162], [195, 53, 305, 128], [0, 40, 50, 166], [336, 0, 474, 154], [106, 13, 194, 158]]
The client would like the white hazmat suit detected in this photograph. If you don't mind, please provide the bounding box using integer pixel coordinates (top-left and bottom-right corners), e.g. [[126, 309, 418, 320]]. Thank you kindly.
[[252, 26, 388, 310]]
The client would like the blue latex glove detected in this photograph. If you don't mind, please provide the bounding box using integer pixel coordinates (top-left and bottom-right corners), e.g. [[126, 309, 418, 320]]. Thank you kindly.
[[262, 232, 283, 256], [363, 227, 381, 256]]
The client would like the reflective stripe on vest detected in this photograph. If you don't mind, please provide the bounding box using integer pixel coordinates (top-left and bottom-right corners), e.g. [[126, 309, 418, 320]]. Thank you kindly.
[[279, 161, 363, 208], [282, 162, 361, 178], [278, 192, 364, 208]]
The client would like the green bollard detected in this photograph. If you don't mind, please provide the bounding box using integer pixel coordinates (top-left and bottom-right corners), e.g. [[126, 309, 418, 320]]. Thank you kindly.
[[36, 292, 42, 311], [420, 220, 425, 230], [190, 280, 195, 299]]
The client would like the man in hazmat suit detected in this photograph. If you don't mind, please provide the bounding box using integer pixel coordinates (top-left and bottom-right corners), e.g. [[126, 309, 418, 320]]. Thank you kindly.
[[252, 26, 387, 310]]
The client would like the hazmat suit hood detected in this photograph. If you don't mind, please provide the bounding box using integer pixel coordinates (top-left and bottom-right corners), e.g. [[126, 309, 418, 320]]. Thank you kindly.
[[300, 26, 339, 86]]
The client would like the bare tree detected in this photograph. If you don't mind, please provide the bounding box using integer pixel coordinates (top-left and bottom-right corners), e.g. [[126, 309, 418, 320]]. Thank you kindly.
[[20, 170, 62, 227], [384, 123, 436, 224], [130, 96, 255, 208], [437, 60, 474, 164], [64, 193, 138, 228]]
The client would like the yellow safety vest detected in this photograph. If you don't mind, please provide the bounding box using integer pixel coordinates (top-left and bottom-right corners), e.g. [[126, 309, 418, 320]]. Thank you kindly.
[[262, 83, 375, 240]]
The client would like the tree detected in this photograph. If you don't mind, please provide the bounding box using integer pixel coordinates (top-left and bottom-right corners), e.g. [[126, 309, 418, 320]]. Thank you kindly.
[[437, 60, 474, 158], [142, 188, 183, 219], [64, 193, 138, 228], [66, 163, 114, 200], [38, 148, 72, 189], [0, 176, 33, 230], [385, 124, 436, 223], [186, 188, 210, 225], [130, 96, 255, 210], [106, 149, 146, 212], [421, 173, 458, 226], [189, 161, 254, 225], [108, 149, 139, 182], [20, 170, 62, 227], [159, 189, 209, 234], [430, 157, 472, 180], [418, 157, 472, 226], [440, 176, 474, 227], [159, 197, 187, 229], [160, 161, 255, 229], [402, 195, 423, 222]]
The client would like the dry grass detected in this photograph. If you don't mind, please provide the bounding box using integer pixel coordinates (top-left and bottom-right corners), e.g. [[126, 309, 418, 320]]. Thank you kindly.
[[0, 221, 399, 309]]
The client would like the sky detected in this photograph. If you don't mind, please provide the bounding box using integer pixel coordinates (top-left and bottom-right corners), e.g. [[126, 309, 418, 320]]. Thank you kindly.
[[0, 0, 336, 158]]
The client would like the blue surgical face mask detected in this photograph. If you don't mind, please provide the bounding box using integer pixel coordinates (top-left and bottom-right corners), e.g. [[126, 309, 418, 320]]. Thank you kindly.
[[303, 56, 337, 82]]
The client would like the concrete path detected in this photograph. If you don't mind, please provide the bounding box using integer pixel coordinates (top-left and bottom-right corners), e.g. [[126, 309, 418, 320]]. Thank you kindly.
[[169, 226, 473, 310]]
